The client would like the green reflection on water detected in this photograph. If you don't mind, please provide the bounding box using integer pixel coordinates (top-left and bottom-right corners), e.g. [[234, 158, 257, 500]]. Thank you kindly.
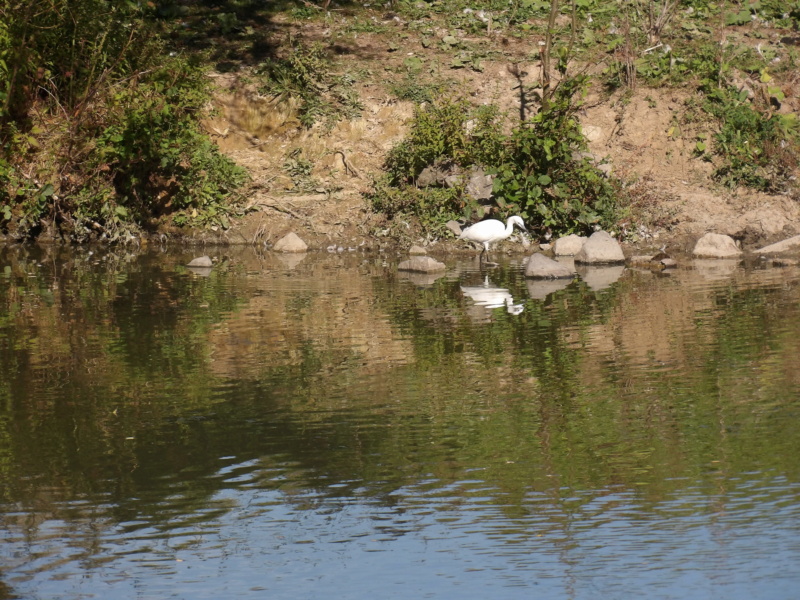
[[0, 245, 799, 528]]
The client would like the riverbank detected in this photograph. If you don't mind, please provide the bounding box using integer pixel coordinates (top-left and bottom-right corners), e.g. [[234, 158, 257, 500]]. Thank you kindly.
[[3, 2, 799, 251]]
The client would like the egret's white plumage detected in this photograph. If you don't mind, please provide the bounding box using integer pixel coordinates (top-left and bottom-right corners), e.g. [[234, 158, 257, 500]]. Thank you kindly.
[[458, 216, 527, 260]]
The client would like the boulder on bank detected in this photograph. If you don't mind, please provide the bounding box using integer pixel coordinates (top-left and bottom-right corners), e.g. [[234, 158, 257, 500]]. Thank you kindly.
[[398, 256, 446, 273], [273, 232, 308, 253], [553, 234, 587, 256], [692, 233, 741, 258], [574, 231, 625, 264], [756, 234, 800, 255], [409, 245, 427, 255], [525, 253, 575, 279]]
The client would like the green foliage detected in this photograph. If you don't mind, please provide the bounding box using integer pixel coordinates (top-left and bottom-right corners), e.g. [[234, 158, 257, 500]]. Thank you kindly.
[[0, 1, 248, 240], [375, 99, 506, 231], [376, 84, 620, 237], [257, 41, 362, 129], [0, 0, 157, 124], [369, 178, 464, 235], [89, 57, 247, 232], [490, 77, 618, 234], [385, 99, 505, 185], [704, 87, 799, 191]]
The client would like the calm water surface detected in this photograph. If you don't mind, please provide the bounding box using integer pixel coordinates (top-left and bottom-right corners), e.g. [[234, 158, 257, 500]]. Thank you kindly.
[[1, 245, 799, 599]]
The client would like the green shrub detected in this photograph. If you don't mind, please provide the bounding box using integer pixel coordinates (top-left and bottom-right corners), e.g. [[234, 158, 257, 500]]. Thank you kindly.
[[490, 77, 619, 234], [375, 83, 620, 237], [0, 1, 248, 240], [369, 178, 464, 236], [384, 99, 505, 185], [90, 57, 248, 231]]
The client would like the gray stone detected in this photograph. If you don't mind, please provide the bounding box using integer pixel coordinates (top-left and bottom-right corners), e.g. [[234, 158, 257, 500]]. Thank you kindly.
[[574, 231, 625, 264], [409, 245, 427, 255], [464, 168, 494, 200], [417, 164, 448, 187], [525, 253, 576, 279], [657, 257, 678, 269], [418, 164, 494, 200], [692, 233, 741, 258], [398, 256, 446, 273], [756, 234, 800, 255], [445, 220, 463, 237], [553, 234, 588, 256], [187, 256, 213, 267], [273, 232, 308, 253]]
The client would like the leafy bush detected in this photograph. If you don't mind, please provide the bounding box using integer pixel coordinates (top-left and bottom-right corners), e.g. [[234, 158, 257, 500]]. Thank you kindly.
[[0, 0, 248, 240], [90, 57, 248, 231], [375, 83, 620, 237], [385, 99, 505, 185], [368, 179, 464, 236], [489, 77, 619, 234]]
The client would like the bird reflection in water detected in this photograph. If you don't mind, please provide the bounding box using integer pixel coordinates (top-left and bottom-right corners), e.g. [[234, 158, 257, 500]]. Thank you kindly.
[[461, 275, 524, 315]]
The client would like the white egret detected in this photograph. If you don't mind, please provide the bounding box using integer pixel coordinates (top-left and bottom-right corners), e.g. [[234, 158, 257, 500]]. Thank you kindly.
[[458, 216, 528, 262]]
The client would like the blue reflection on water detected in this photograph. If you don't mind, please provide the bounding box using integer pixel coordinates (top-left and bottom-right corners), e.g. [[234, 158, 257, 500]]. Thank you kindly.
[[4, 471, 800, 600]]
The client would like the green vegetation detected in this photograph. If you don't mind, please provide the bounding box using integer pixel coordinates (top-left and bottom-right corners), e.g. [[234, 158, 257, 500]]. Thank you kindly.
[[2, 0, 800, 241], [256, 41, 362, 129], [374, 81, 618, 237], [371, 99, 506, 234], [0, 0, 247, 241]]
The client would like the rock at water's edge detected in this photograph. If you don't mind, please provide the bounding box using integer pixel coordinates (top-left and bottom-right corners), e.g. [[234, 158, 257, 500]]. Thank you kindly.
[[525, 253, 575, 279], [574, 231, 625, 264], [692, 233, 741, 258], [756, 234, 800, 255], [553, 234, 587, 256], [273, 232, 308, 253]]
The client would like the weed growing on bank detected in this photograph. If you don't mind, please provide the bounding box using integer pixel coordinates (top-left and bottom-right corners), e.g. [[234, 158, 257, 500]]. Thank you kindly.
[[256, 41, 363, 129]]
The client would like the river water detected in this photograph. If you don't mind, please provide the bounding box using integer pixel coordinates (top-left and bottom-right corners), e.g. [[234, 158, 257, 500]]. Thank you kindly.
[[1, 244, 799, 599]]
